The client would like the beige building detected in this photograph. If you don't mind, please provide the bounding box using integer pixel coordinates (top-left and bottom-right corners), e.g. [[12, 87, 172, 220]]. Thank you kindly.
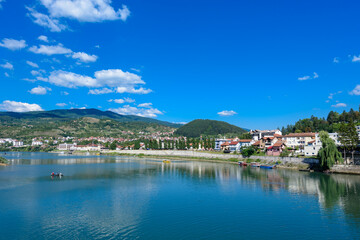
[[283, 133, 316, 154]]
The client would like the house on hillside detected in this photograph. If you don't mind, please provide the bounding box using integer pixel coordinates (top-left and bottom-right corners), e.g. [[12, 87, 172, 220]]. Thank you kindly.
[[250, 129, 282, 141], [283, 133, 315, 154], [267, 140, 286, 156], [215, 139, 231, 151]]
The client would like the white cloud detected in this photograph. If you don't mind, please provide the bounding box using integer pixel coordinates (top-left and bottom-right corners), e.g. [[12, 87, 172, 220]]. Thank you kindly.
[[298, 75, 311, 81], [95, 45, 100, 48], [138, 103, 152, 108], [124, 97, 135, 103], [26, 61, 39, 68], [109, 105, 163, 118], [0, 0, 5, 9], [39, 0, 130, 22], [0, 62, 13, 70], [217, 110, 237, 116], [331, 103, 347, 108], [38, 35, 49, 42], [88, 88, 114, 95], [42, 69, 152, 94], [298, 72, 318, 81], [116, 87, 152, 94], [4, 72, 9, 77], [26, 7, 67, 32], [72, 52, 98, 62], [0, 100, 43, 112], [130, 68, 140, 72], [29, 86, 51, 95], [29, 44, 72, 55], [112, 99, 125, 104], [333, 57, 339, 63], [350, 85, 360, 96], [0, 38, 27, 50], [56, 103, 67, 107], [61, 91, 69, 95], [352, 55, 360, 62], [108, 98, 135, 103]]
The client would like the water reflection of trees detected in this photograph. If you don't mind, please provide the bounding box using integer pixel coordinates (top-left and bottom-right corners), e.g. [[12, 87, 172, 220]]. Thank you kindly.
[[155, 160, 360, 227]]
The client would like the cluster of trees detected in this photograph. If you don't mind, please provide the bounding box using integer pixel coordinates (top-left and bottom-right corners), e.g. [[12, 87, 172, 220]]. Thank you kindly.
[[175, 119, 246, 138], [281, 107, 360, 134]]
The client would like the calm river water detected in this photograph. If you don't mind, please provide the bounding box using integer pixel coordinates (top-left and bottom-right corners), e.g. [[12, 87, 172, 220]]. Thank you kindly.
[[0, 152, 360, 239]]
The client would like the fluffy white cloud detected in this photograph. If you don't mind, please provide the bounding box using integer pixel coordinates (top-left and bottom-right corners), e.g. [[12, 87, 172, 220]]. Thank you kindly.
[[298, 72, 318, 81], [108, 98, 135, 104], [0, 100, 43, 112], [40, 0, 130, 22], [352, 55, 360, 62], [217, 110, 237, 116], [333, 57, 339, 63], [116, 87, 152, 94], [72, 52, 98, 62], [29, 43, 97, 63], [4, 72, 9, 77], [0, 38, 27, 50], [26, 60, 39, 68], [29, 86, 51, 95], [38, 35, 49, 42], [88, 88, 114, 95], [26, 7, 67, 32], [29, 44, 72, 55], [138, 103, 152, 108], [331, 103, 347, 108], [56, 103, 67, 107], [298, 76, 310, 81], [0, 62, 13, 70], [350, 85, 360, 95], [42, 69, 152, 94], [109, 105, 163, 118], [124, 97, 135, 103], [61, 91, 69, 95]]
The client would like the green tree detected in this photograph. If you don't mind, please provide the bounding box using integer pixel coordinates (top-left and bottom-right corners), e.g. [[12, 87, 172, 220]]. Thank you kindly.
[[241, 146, 255, 158], [110, 141, 117, 150], [134, 141, 140, 150], [318, 131, 343, 169]]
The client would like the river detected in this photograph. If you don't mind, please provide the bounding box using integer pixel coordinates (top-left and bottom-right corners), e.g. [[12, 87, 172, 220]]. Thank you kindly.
[[0, 152, 359, 239]]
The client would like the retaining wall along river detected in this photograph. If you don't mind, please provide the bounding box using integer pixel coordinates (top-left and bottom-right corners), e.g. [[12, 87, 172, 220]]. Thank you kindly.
[[109, 150, 318, 165]]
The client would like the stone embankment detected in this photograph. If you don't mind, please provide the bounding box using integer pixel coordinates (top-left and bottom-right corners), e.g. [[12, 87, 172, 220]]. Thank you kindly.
[[108, 150, 318, 166]]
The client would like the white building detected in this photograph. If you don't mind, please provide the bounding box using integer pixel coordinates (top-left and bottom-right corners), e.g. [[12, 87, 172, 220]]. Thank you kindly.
[[304, 132, 340, 156], [283, 133, 316, 154], [215, 139, 231, 151], [13, 140, 24, 147], [250, 129, 282, 141], [57, 143, 77, 151], [32, 141, 43, 146]]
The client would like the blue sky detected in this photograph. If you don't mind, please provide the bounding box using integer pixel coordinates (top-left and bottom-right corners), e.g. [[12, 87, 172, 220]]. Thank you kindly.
[[0, 0, 360, 130]]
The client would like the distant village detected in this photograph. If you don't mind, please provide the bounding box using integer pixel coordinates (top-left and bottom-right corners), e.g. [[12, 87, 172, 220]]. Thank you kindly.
[[2, 126, 359, 158]]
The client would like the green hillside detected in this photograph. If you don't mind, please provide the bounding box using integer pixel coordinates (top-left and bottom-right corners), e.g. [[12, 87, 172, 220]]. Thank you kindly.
[[0, 108, 181, 128], [0, 109, 180, 140], [174, 119, 246, 138]]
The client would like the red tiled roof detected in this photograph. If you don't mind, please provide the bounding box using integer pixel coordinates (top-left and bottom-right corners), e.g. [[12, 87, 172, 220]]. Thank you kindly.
[[229, 141, 239, 145], [252, 140, 261, 146], [274, 134, 282, 138], [273, 140, 285, 147], [239, 139, 252, 142], [221, 142, 230, 146]]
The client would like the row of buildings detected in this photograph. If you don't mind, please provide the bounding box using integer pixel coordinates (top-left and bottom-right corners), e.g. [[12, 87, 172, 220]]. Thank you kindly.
[[215, 129, 344, 157]]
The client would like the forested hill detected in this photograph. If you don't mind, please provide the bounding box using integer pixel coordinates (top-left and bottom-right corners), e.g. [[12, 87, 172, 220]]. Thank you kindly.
[[174, 119, 247, 138], [0, 108, 181, 128], [282, 107, 360, 134]]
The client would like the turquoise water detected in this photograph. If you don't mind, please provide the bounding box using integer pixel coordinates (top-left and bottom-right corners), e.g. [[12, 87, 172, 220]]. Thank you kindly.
[[0, 152, 360, 239]]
